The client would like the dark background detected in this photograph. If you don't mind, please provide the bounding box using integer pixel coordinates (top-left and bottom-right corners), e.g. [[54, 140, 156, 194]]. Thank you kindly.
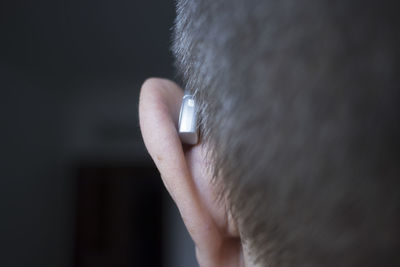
[[0, 1, 196, 266]]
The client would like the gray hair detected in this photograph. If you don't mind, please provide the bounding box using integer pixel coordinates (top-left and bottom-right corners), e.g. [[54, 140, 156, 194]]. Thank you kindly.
[[173, 0, 400, 266]]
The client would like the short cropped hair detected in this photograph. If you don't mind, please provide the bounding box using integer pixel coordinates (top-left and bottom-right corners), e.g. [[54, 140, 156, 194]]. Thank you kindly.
[[173, 0, 400, 266]]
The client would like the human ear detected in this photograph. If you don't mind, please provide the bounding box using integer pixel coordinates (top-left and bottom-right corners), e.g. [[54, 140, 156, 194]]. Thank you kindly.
[[139, 78, 244, 267]]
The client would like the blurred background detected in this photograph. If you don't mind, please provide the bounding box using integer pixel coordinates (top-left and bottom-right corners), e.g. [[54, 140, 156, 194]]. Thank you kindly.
[[0, 1, 197, 266]]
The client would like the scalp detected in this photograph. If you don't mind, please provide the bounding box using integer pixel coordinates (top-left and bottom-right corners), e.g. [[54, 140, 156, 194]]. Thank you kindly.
[[173, 0, 400, 265]]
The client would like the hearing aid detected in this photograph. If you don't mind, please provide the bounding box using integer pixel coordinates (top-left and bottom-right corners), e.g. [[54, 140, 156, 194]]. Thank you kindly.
[[178, 94, 198, 145]]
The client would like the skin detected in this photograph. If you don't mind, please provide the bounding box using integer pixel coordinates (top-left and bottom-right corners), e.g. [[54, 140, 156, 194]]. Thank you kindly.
[[139, 78, 247, 267]]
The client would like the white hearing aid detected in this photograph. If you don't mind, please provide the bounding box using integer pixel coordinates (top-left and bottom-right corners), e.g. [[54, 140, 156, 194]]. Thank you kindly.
[[178, 94, 198, 145]]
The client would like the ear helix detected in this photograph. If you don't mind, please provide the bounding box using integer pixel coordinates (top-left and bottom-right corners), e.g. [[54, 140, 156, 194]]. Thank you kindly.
[[178, 95, 198, 145]]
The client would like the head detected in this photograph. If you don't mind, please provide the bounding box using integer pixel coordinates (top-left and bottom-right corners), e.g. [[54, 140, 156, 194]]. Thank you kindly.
[[139, 0, 400, 266]]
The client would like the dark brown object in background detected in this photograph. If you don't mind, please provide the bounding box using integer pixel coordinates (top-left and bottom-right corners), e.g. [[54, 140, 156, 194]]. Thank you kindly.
[[75, 163, 163, 267]]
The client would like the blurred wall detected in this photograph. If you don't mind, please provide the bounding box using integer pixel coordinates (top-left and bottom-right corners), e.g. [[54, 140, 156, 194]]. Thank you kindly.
[[0, 1, 196, 266]]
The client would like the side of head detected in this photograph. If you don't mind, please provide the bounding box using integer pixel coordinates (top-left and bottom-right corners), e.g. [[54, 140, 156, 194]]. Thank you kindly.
[[141, 0, 400, 266]]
